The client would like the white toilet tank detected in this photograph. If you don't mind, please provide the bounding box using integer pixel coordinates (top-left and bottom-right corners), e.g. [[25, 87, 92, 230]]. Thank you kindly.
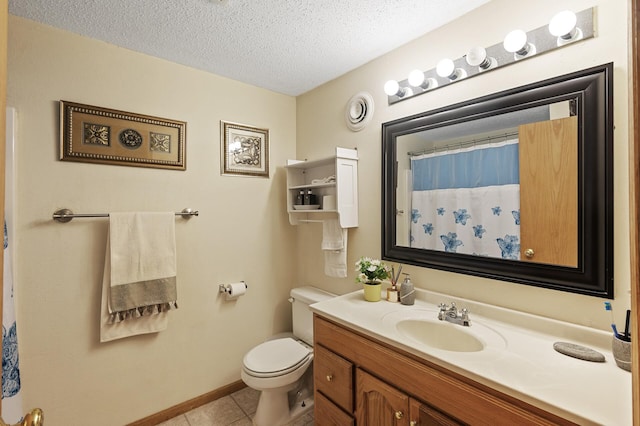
[[290, 286, 335, 345]]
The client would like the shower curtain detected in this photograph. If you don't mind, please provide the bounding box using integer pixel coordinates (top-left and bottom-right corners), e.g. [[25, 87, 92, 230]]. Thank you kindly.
[[2, 222, 23, 423], [3, 108, 23, 423], [409, 140, 521, 259]]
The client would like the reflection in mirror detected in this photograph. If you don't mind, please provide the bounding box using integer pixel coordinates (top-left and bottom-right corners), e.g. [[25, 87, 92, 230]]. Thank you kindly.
[[382, 64, 613, 297], [396, 100, 577, 267]]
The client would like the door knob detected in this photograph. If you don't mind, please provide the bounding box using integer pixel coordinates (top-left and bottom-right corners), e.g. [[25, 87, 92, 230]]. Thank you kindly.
[[0, 408, 44, 426], [394, 410, 404, 419], [524, 248, 535, 258]]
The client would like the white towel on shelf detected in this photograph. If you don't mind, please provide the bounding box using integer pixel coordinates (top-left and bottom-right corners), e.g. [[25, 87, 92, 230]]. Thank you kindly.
[[100, 212, 178, 342], [322, 219, 348, 278]]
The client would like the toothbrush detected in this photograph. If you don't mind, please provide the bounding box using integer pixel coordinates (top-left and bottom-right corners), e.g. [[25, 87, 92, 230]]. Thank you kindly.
[[604, 301, 620, 338], [624, 309, 631, 341]]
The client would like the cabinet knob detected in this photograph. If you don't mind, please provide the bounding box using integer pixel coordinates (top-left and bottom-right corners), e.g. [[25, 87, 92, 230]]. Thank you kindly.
[[326, 374, 333, 382], [524, 248, 535, 258], [410, 421, 418, 426], [394, 411, 404, 420]]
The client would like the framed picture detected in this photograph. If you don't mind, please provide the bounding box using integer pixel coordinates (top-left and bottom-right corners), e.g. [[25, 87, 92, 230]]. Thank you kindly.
[[221, 121, 269, 177], [60, 100, 186, 170]]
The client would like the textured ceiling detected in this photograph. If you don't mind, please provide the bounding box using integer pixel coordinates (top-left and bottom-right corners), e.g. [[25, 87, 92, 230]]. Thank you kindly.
[[8, 0, 490, 96]]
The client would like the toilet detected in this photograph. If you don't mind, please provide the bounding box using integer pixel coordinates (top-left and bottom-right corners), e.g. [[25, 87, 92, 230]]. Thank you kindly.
[[241, 286, 335, 426]]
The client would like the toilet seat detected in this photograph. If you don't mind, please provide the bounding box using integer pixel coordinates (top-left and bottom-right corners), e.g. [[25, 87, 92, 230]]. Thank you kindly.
[[243, 338, 312, 378]]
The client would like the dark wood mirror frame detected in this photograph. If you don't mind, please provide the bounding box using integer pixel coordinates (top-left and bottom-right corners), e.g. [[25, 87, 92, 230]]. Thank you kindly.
[[382, 63, 613, 298]]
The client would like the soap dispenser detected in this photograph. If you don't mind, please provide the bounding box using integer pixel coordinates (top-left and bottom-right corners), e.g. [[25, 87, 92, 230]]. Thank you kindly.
[[399, 273, 415, 305]]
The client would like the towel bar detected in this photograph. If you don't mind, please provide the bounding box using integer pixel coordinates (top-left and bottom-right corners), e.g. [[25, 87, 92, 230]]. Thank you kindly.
[[52, 208, 199, 223]]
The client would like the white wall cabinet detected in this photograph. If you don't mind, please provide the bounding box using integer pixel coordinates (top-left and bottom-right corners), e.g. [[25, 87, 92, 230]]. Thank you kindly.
[[286, 147, 358, 227]]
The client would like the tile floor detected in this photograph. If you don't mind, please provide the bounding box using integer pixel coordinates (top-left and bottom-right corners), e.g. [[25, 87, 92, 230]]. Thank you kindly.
[[156, 387, 314, 426]]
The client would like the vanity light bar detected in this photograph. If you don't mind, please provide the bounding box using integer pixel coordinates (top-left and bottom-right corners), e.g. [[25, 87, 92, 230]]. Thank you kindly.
[[385, 8, 594, 105]]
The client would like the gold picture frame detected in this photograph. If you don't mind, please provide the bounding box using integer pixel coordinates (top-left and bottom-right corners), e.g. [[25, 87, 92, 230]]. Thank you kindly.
[[60, 101, 186, 170], [221, 121, 269, 177]]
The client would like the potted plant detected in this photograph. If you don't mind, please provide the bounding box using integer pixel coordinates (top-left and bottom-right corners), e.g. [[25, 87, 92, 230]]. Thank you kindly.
[[355, 257, 391, 302]]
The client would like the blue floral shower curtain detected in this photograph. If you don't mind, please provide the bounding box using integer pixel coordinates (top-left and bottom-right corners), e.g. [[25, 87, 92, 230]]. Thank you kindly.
[[409, 140, 522, 259], [2, 221, 23, 422]]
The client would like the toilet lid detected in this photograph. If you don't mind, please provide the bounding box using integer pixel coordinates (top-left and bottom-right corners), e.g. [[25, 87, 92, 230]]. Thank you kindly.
[[243, 338, 311, 376]]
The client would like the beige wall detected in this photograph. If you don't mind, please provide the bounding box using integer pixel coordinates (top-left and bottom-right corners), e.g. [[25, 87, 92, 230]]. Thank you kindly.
[[7, 16, 297, 425], [6, 0, 632, 423], [297, 0, 631, 330]]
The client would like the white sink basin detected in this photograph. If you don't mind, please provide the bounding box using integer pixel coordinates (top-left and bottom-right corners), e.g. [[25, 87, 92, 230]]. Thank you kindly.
[[382, 309, 507, 353], [396, 319, 484, 352]]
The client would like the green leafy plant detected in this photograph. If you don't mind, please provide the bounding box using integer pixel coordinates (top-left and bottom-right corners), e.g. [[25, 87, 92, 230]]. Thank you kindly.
[[355, 257, 391, 284]]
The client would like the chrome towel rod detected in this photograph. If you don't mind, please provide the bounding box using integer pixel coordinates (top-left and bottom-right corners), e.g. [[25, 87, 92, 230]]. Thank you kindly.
[[52, 208, 199, 223]]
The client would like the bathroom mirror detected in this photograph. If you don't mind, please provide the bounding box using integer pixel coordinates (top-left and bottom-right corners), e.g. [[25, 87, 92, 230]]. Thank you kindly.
[[382, 63, 613, 297]]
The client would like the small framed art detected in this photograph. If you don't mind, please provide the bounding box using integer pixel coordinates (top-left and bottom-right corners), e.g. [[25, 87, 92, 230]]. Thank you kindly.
[[60, 101, 186, 170], [221, 120, 269, 177]]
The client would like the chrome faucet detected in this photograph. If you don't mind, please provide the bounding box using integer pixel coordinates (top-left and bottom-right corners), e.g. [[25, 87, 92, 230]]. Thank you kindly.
[[437, 302, 471, 326]]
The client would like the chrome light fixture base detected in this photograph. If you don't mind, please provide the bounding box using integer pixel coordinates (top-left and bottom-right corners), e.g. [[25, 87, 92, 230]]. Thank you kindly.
[[386, 8, 594, 105]]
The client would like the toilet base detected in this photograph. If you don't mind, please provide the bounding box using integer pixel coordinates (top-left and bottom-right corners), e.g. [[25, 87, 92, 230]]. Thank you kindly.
[[253, 393, 313, 426], [287, 396, 314, 425], [252, 368, 314, 426]]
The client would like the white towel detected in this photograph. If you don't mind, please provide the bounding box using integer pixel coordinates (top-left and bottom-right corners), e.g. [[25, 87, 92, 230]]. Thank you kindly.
[[322, 219, 347, 278], [322, 218, 344, 250], [100, 212, 178, 342]]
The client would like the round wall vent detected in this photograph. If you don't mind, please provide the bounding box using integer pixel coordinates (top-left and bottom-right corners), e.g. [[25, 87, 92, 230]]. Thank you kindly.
[[345, 92, 374, 132]]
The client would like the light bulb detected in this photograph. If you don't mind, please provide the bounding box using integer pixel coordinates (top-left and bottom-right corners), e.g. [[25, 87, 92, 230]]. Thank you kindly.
[[408, 70, 438, 91], [408, 70, 425, 87], [549, 10, 582, 45], [503, 30, 526, 53], [384, 80, 411, 98], [503, 30, 536, 59], [384, 80, 400, 96], [436, 59, 455, 78], [549, 11, 576, 37], [465, 46, 497, 71], [436, 59, 466, 81]]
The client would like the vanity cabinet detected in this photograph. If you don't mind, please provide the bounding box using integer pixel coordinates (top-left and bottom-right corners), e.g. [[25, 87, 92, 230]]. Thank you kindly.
[[357, 368, 460, 426], [313, 315, 576, 426], [286, 147, 358, 227]]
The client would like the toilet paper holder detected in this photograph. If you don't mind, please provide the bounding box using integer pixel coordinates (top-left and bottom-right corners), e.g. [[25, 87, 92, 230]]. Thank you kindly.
[[219, 281, 248, 295]]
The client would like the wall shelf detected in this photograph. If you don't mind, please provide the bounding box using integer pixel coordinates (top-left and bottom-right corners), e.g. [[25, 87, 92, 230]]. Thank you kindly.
[[286, 147, 358, 227], [288, 182, 336, 190]]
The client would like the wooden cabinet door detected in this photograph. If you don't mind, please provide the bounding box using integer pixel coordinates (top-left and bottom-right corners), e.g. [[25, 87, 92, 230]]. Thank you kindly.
[[315, 391, 354, 426], [409, 398, 463, 426], [356, 368, 409, 426], [518, 116, 578, 267], [315, 344, 354, 412]]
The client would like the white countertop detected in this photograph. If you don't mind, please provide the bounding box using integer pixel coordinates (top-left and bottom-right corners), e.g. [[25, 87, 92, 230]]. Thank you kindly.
[[310, 288, 632, 426]]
